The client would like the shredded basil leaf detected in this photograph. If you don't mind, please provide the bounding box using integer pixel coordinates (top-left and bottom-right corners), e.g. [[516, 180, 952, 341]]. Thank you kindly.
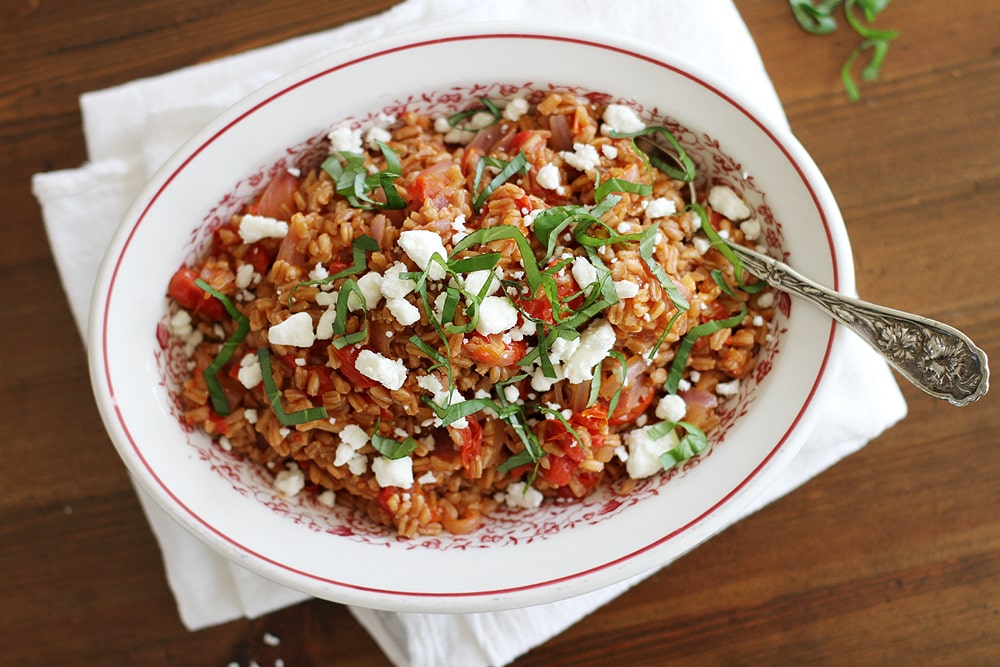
[[657, 420, 710, 471], [257, 348, 329, 426], [446, 97, 502, 129], [321, 140, 406, 210], [472, 151, 529, 211], [328, 278, 369, 349], [689, 203, 765, 293], [287, 234, 380, 305], [370, 418, 418, 459], [664, 270, 747, 394], [194, 279, 250, 416], [612, 126, 696, 182], [594, 176, 652, 203]]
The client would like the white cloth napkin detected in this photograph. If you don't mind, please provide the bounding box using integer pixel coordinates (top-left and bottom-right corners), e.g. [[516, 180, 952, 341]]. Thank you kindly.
[[32, 1, 908, 665]]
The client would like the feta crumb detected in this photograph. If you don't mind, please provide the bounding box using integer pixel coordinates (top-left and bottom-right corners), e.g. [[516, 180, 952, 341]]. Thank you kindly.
[[602, 104, 646, 134], [328, 126, 362, 153], [752, 314, 765, 327], [564, 319, 616, 384], [715, 380, 740, 397], [398, 230, 448, 280], [365, 125, 392, 148], [354, 350, 407, 390], [613, 279, 640, 300], [756, 291, 776, 309], [433, 116, 451, 133], [708, 184, 752, 221], [235, 263, 258, 289], [244, 408, 259, 424], [693, 235, 712, 255], [624, 425, 679, 479], [308, 263, 329, 282], [386, 297, 420, 326], [372, 455, 414, 488], [655, 394, 687, 423], [502, 96, 530, 122], [238, 214, 289, 243], [739, 218, 762, 241], [236, 352, 262, 389], [352, 271, 384, 310], [498, 483, 544, 509], [536, 163, 562, 190], [317, 489, 337, 507], [475, 295, 518, 336], [646, 197, 677, 219], [601, 144, 619, 159], [417, 471, 437, 485], [273, 462, 306, 497], [561, 143, 601, 172], [380, 262, 417, 298], [571, 256, 599, 293], [463, 267, 502, 297], [268, 311, 316, 347]]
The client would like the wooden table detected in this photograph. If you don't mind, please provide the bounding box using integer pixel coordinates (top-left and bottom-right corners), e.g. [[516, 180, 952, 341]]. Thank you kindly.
[[3, 1, 997, 664]]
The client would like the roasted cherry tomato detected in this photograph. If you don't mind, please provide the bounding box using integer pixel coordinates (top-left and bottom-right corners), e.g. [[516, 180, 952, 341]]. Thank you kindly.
[[463, 333, 527, 368], [168, 267, 225, 320]]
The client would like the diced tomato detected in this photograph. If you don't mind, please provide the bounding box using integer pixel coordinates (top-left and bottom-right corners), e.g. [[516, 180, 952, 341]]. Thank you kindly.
[[541, 454, 575, 486], [463, 333, 527, 368], [516, 263, 583, 324], [207, 412, 231, 437], [332, 345, 379, 389], [168, 267, 225, 320], [377, 486, 397, 511], [609, 375, 656, 425], [405, 161, 456, 207], [701, 299, 730, 323], [327, 261, 350, 276], [244, 244, 272, 276], [450, 416, 483, 476], [253, 170, 300, 220]]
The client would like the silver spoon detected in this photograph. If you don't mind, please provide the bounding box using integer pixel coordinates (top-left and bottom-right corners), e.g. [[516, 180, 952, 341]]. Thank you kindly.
[[722, 239, 989, 406], [635, 135, 989, 406]]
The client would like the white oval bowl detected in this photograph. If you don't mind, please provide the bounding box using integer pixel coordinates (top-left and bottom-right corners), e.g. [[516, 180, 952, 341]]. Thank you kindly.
[[89, 24, 852, 612]]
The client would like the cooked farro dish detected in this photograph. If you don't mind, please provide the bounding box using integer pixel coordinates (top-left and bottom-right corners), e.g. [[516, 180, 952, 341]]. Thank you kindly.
[[166, 92, 776, 538]]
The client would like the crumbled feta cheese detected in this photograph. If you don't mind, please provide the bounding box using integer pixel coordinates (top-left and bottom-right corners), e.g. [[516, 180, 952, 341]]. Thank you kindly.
[[328, 126, 362, 153], [351, 271, 384, 310], [502, 96, 530, 122], [503, 384, 521, 403], [624, 425, 679, 479], [235, 263, 258, 289], [365, 125, 392, 148], [715, 380, 740, 397], [416, 374, 444, 395], [238, 214, 288, 243], [561, 143, 601, 172], [708, 184, 752, 221], [549, 335, 581, 365], [601, 144, 619, 159], [417, 471, 437, 485], [655, 394, 687, 423], [536, 163, 562, 191], [756, 291, 775, 309], [463, 267, 502, 297], [613, 279, 640, 300], [646, 197, 677, 219], [739, 219, 761, 241], [752, 314, 765, 327], [308, 263, 329, 282], [315, 302, 337, 341], [386, 297, 420, 326], [380, 262, 417, 299], [244, 408, 259, 424], [372, 456, 414, 488], [602, 104, 645, 134], [268, 311, 316, 347], [236, 352, 262, 389], [475, 295, 518, 336], [433, 117, 451, 134], [498, 483, 544, 509], [564, 319, 616, 384], [273, 462, 306, 497], [693, 235, 712, 255], [317, 489, 337, 507], [571, 256, 599, 293], [398, 230, 448, 280], [354, 350, 407, 390]]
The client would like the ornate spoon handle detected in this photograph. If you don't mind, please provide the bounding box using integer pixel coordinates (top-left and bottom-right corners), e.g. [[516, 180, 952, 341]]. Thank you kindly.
[[724, 240, 990, 406]]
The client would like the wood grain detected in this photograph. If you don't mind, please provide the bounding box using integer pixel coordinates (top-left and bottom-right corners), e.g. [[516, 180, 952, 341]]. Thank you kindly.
[[1, 0, 996, 664]]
